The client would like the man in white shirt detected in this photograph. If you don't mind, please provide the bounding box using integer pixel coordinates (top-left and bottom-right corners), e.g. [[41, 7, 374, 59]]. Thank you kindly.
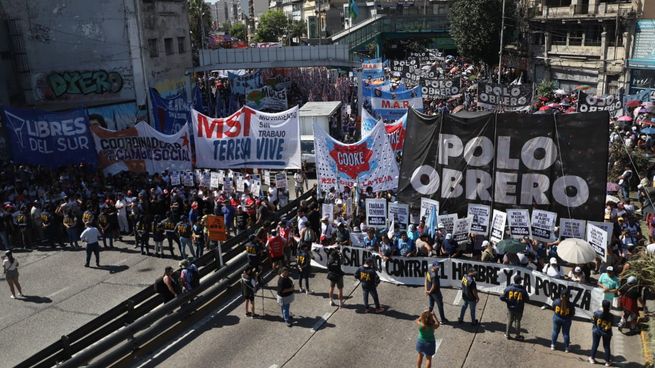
[[115, 194, 129, 234], [80, 223, 101, 267]]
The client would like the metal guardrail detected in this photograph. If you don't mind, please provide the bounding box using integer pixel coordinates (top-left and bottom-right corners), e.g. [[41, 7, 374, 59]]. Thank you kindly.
[[17, 188, 316, 368]]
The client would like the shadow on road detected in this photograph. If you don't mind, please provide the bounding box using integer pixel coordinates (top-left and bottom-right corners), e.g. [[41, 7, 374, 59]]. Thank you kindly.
[[19, 295, 52, 304], [94, 264, 130, 274]]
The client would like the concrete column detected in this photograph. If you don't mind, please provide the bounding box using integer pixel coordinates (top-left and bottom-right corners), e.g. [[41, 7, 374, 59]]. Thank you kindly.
[[544, 31, 552, 81], [599, 30, 608, 94], [571, 0, 578, 15], [589, 0, 599, 15]]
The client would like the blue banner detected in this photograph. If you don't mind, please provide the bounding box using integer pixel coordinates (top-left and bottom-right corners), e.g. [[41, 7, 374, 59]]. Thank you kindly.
[[192, 85, 207, 115], [150, 88, 190, 134], [371, 86, 423, 120], [362, 58, 384, 82], [2, 107, 97, 168]]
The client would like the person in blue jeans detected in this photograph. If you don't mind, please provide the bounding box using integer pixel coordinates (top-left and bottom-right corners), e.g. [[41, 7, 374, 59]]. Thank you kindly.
[[276, 267, 295, 327], [590, 299, 613, 366], [551, 290, 575, 352], [425, 260, 447, 323], [458, 268, 479, 325], [355, 257, 384, 313]]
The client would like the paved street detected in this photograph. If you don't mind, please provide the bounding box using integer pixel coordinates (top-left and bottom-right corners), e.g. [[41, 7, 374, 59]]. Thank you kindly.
[[133, 270, 645, 368], [0, 242, 176, 368]]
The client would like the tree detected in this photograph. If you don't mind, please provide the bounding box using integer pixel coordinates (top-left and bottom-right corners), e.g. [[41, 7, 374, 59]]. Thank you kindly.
[[230, 22, 247, 41], [449, 0, 516, 64], [289, 20, 306, 41], [187, 0, 212, 65], [255, 10, 290, 42]]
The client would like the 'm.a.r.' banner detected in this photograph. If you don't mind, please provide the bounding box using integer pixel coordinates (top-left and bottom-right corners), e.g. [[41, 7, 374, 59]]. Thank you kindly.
[[2, 107, 97, 168], [371, 86, 423, 120], [397, 109, 609, 221], [191, 106, 301, 169], [150, 88, 190, 135], [91, 122, 192, 175], [314, 121, 398, 193]]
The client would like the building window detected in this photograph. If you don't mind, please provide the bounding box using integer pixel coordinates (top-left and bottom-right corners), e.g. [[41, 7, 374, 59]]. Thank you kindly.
[[546, 0, 571, 6], [148, 38, 158, 57], [585, 26, 602, 46], [165, 38, 174, 55], [178, 37, 186, 53], [552, 31, 567, 45], [569, 28, 583, 46]]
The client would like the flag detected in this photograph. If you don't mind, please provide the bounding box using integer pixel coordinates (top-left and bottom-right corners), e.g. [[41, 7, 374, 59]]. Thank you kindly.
[[427, 207, 437, 240], [349, 0, 360, 19]]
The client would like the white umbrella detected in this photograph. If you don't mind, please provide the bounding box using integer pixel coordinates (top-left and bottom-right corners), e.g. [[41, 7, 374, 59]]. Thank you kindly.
[[554, 89, 567, 95], [606, 195, 620, 203], [557, 238, 597, 264]]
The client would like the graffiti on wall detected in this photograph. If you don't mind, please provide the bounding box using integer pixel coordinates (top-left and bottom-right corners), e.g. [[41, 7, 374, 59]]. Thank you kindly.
[[46, 70, 123, 97]]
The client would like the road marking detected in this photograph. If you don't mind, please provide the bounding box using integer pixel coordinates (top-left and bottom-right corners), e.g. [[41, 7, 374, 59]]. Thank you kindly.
[[311, 312, 332, 332], [268, 365, 279, 368], [117, 257, 129, 265], [434, 338, 443, 354], [453, 290, 462, 306], [46, 287, 70, 299]]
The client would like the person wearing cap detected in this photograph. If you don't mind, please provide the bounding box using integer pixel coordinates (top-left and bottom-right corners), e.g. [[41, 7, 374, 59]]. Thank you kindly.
[[335, 222, 351, 246], [441, 233, 460, 258], [175, 215, 195, 259], [276, 267, 295, 327], [500, 275, 529, 339], [589, 299, 613, 366], [458, 268, 479, 325], [598, 266, 619, 302], [267, 229, 286, 270], [551, 290, 575, 352], [480, 241, 496, 263], [355, 257, 383, 313], [566, 266, 586, 283], [3, 250, 23, 299], [542, 257, 563, 279], [425, 260, 447, 323], [617, 276, 641, 332], [179, 259, 199, 292]]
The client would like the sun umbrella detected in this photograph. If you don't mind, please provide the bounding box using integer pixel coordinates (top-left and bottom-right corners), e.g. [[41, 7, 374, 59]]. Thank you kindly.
[[557, 238, 597, 264], [548, 103, 561, 108], [539, 106, 551, 111], [642, 127, 655, 135], [575, 85, 592, 91], [606, 194, 620, 203], [538, 96, 549, 102], [554, 89, 567, 95], [626, 100, 642, 108], [452, 105, 465, 113], [618, 115, 633, 122], [496, 239, 525, 254], [606, 182, 620, 192]]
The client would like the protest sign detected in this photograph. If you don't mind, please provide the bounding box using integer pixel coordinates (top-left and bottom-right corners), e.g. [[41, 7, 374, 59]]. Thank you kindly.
[[370, 86, 423, 120], [439, 214, 457, 235], [245, 86, 288, 111], [264, 170, 271, 185], [223, 178, 233, 192], [365, 198, 387, 229], [310, 244, 605, 319], [91, 122, 192, 175], [586, 223, 608, 262], [577, 91, 623, 115], [149, 88, 189, 134], [452, 216, 472, 243], [467, 204, 491, 235], [531, 209, 558, 242], [477, 82, 532, 111], [170, 172, 181, 186], [251, 179, 261, 196], [507, 209, 531, 239], [183, 172, 194, 187], [322, 203, 334, 223], [419, 198, 440, 222], [397, 109, 609, 221], [388, 202, 410, 230], [236, 175, 245, 192], [275, 172, 288, 190], [207, 215, 227, 241], [191, 106, 301, 169], [587, 221, 613, 246], [3, 107, 97, 168], [490, 210, 507, 243], [560, 218, 586, 239], [314, 122, 398, 193], [201, 171, 211, 188], [228, 71, 262, 95], [210, 172, 221, 189]]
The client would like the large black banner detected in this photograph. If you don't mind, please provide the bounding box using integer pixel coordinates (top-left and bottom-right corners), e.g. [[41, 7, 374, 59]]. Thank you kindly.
[[577, 91, 623, 115], [397, 109, 609, 221], [477, 82, 532, 111]]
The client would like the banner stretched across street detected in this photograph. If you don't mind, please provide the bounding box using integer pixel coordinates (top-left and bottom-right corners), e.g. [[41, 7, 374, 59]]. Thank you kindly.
[[91, 122, 192, 175], [191, 105, 301, 169], [310, 244, 604, 319], [370, 86, 423, 120], [314, 121, 398, 193], [397, 109, 609, 221]]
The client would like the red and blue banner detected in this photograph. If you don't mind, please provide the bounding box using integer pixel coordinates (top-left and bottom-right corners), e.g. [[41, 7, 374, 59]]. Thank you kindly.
[[150, 88, 190, 135]]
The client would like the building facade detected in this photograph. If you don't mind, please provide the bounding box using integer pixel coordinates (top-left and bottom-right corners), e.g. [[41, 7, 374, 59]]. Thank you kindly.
[[0, 0, 192, 130], [526, 0, 645, 95]]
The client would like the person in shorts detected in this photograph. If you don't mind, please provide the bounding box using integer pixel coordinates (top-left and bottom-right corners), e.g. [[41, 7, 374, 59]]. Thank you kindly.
[[415, 309, 440, 368], [327, 249, 345, 307], [241, 267, 258, 318]]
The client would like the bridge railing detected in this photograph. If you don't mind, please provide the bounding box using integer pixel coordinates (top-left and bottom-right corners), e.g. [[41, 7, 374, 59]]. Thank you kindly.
[[17, 188, 316, 368]]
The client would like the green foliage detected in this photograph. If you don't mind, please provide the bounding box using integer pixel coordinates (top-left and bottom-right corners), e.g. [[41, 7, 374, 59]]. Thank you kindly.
[[607, 142, 650, 183], [255, 10, 290, 42], [536, 80, 556, 99], [289, 20, 306, 40], [449, 0, 516, 64], [229, 22, 247, 41], [188, 0, 212, 65]]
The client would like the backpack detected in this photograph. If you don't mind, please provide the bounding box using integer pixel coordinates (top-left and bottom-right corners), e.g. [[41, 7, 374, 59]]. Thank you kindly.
[[188, 267, 200, 288]]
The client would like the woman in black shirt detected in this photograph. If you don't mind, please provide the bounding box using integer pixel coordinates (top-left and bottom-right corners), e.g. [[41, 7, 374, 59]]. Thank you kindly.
[[276, 267, 295, 327]]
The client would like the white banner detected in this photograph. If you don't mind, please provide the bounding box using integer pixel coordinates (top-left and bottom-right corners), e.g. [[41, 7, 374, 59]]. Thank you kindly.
[[453, 215, 473, 243], [440, 214, 457, 235], [322, 203, 334, 223], [310, 245, 603, 319], [419, 198, 440, 222], [507, 209, 531, 239], [366, 198, 387, 229], [531, 209, 558, 242], [467, 204, 490, 235], [314, 122, 398, 193], [388, 202, 410, 230], [245, 86, 288, 111], [560, 218, 586, 239], [586, 224, 608, 262], [191, 106, 301, 169], [490, 210, 507, 243]]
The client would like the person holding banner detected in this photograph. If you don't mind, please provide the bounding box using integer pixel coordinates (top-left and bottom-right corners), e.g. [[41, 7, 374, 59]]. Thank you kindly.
[[458, 269, 479, 325], [415, 309, 440, 368], [425, 261, 447, 323], [355, 257, 383, 313], [500, 275, 529, 340], [589, 300, 614, 366]]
